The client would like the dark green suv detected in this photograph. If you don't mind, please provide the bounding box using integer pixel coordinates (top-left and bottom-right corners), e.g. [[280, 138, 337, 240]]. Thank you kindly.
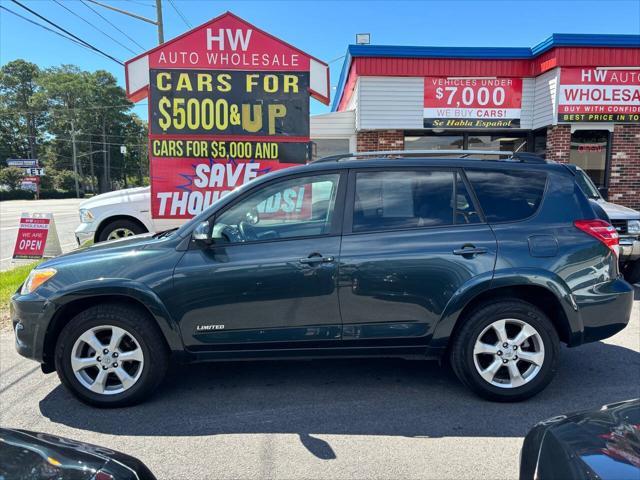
[[11, 152, 634, 407]]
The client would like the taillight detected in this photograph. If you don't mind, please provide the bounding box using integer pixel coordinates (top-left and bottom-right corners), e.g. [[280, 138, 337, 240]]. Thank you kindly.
[[574, 219, 619, 256], [94, 471, 114, 480]]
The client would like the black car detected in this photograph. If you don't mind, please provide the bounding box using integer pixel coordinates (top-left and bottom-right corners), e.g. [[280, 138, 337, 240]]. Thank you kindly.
[[0, 427, 156, 479], [11, 151, 634, 407], [520, 399, 640, 480]]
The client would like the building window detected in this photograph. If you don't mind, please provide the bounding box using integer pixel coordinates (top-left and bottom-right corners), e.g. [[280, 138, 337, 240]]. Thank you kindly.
[[405, 135, 464, 151], [404, 131, 530, 156], [569, 130, 610, 189], [467, 135, 527, 153], [533, 129, 548, 157], [311, 139, 350, 161]]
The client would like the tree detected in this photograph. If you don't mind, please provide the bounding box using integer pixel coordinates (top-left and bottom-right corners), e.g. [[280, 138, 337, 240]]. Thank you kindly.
[[0, 166, 25, 190], [54, 169, 78, 192], [0, 60, 43, 160]]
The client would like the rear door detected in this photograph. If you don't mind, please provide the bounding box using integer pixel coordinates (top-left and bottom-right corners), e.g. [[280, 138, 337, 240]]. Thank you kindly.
[[338, 167, 497, 345]]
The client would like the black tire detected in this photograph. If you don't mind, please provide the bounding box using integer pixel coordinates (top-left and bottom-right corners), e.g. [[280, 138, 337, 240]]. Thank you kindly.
[[55, 303, 169, 408], [623, 259, 640, 285], [450, 299, 560, 402], [97, 218, 146, 243]]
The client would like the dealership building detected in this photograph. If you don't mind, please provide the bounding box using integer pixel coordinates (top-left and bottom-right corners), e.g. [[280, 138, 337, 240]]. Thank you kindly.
[[311, 34, 640, 209]]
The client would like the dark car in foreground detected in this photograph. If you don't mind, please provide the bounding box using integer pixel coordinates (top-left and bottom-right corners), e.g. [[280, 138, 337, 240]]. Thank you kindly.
[[0, 427, 155, 479], [520, 399, 640, 480], [11, 150, 634, 407]]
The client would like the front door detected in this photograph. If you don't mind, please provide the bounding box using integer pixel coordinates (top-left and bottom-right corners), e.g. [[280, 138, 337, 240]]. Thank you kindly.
[[171, 171, 346, 351], [338, 168, 497, 345]]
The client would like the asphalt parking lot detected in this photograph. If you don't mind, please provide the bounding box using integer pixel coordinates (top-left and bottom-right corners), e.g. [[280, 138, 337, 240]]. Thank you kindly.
[[1, 289, 638, 480], [0, 198, 83, 271]]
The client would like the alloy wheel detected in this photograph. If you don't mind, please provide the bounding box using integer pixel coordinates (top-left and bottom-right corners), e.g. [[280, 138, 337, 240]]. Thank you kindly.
[[71, 325, 144, 395], [106, 228, 135, 241], [472, 318, 545, 389]]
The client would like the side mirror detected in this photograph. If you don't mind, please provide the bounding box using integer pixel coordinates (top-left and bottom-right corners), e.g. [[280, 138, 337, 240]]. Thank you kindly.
[[192, 221, 212, 245]]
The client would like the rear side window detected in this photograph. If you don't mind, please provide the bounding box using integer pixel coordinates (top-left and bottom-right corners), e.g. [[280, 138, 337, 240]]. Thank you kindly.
[[353, 170, 467, 233], [465, 169, 547, 222]]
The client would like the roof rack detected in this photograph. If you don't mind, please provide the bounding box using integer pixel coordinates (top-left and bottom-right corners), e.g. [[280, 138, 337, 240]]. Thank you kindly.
[[311, 149, 549, 164]]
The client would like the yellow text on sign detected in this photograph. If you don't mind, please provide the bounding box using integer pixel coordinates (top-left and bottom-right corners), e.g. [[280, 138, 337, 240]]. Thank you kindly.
[[157, 97, 287, 135]]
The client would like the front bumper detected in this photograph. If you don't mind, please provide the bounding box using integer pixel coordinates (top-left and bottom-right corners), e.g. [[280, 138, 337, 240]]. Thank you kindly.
[[74, 222, 97, 247], [619, 236, 640, 262], [11, 293, 57, 363], [572, 276, 634, 345]]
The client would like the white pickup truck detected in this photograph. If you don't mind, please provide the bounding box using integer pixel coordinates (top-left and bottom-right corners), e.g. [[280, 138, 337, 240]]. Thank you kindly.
[[75, 169, 640, 284]]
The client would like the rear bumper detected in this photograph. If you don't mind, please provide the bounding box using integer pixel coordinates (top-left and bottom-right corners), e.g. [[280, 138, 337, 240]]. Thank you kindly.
[[572, 276, 634, 345]]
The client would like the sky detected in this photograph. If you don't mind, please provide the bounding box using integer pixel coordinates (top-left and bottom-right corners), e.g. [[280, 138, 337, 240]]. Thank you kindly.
[[1, 0, 639, 116]]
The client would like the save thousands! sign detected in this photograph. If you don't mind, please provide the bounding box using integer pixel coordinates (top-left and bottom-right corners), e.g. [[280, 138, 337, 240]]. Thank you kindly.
[[124, 12, 329, 219]]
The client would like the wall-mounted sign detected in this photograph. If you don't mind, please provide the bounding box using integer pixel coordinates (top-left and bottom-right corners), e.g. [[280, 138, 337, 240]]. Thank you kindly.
[[424, 77, 523, 128], [12, 213, 61, 260], [558, 68, 640, 123], [125, 12, 329, 220]]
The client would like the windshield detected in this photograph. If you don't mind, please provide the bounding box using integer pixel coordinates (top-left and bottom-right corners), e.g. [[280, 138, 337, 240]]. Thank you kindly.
[[575, 168, 602, 200]]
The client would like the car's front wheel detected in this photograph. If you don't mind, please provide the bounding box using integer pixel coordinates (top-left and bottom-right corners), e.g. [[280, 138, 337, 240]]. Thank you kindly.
[[55, 303, 168, 407], [450, 300, 559, 402]]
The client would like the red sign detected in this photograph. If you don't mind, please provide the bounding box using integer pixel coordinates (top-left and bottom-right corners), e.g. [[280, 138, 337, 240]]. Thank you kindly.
[[424, 77, 523, 128], [558, 68, 640, 122], [13, 217, 50, 259], [148, 14, 310, 72], [151, 158, 300, 218], [125, 12, 329, 220]]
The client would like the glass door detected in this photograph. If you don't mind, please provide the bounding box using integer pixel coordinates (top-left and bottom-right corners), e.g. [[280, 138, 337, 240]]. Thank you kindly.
[[569, 130, 611, 193]]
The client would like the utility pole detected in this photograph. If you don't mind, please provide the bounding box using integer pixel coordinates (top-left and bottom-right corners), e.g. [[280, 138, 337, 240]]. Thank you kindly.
[[155, 0, 164, 44], [86, 0, 165, 45], [70, 121, 80, 199], [102, 119, 108, 192]]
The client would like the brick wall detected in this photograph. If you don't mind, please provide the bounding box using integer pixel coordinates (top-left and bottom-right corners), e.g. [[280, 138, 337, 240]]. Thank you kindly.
[[609, 124, 640, 210], [546, 125, 571, 163], [356, 130, 404, 152]]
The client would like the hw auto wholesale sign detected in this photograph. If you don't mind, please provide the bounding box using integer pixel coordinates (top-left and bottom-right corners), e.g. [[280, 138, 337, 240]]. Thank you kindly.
[[424, 77, 523, 128], [558, 68, 640, 123], [124, 12, 329, 219]]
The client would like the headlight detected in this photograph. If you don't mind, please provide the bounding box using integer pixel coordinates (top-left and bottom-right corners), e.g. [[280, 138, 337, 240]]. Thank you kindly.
[[628, 219, 640, 234], [21, 268, 57, 295], [79, 208, 94, 223]]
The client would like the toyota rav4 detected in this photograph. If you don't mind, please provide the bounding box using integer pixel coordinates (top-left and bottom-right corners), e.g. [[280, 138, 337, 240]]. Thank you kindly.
[[11, 151, 634, 407]]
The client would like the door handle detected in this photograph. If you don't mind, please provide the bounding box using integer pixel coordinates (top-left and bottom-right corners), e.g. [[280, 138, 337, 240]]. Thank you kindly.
[[299, 255, 334, 265], [453, 246, 488, 256]]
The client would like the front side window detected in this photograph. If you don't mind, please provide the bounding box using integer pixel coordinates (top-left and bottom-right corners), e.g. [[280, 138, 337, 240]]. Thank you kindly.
[[465, 169, 547, 222], [214, 173, 340, 243], [352, 170, 469, 233]]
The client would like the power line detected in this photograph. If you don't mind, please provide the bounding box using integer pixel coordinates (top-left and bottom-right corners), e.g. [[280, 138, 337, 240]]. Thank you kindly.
[[0, 5, 105, 55], [47, 136, 148, 148], [167, 0, 191, 29], [9, 0, 124, 65], [52, 0, 139, 56], [79, 0, 146, 51], [0, 103, 148, 116], [123, 0, 156, 8]]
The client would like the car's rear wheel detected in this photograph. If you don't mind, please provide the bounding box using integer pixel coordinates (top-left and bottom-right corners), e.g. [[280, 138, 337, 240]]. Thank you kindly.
[[97, 219, 146, 243], [55, 303, 168, 407], [450, 300, 559, 402]]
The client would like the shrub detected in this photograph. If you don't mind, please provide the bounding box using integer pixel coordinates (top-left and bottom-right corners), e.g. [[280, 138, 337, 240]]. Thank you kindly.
[[0, 167, 26, 190]]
